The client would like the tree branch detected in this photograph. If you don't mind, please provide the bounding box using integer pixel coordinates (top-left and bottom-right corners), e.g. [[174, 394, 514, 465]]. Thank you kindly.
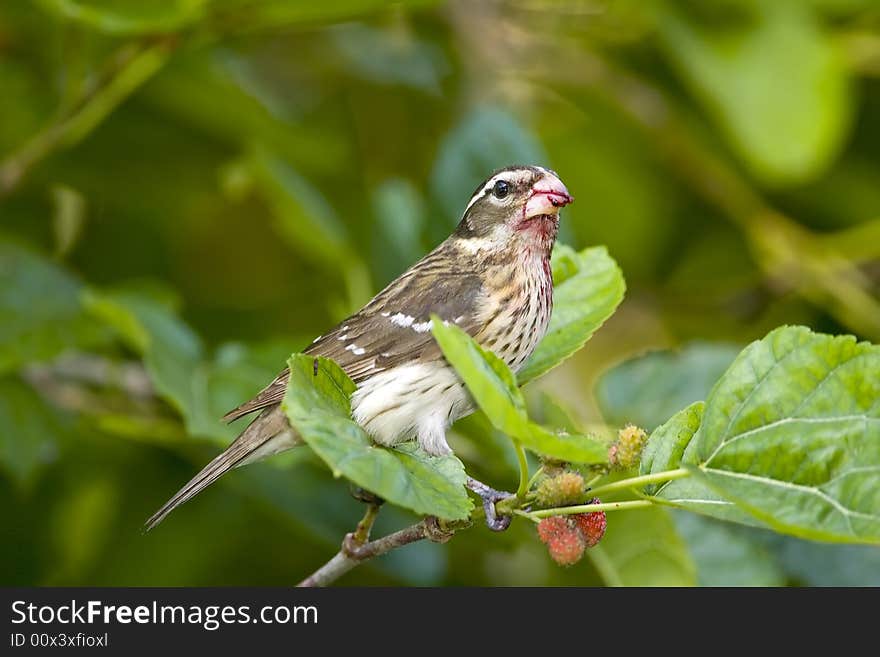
[[0, 37, 175, 198], [297, 515, 461, 587]]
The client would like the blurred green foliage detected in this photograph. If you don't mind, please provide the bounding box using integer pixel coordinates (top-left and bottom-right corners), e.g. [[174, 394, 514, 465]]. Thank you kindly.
[[1, 0, 879, 586]]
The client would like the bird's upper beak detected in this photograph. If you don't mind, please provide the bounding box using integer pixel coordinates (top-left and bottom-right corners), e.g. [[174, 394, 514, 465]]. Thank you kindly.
[[524, 172, 573, 219]]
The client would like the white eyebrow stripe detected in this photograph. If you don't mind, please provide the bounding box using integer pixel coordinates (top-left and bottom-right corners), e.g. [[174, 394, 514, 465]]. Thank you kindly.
[[462, 168, 543, 216], [463, 175, 502, 215]]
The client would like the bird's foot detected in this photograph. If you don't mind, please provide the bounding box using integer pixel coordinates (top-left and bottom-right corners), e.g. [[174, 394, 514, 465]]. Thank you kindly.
[[466, 477, 513, 531]]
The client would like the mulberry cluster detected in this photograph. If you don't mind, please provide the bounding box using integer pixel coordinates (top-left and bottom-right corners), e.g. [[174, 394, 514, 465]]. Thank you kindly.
[[536, 499, 608, 566], [535, 471, 585, 506], [608, 424, 648, 470]]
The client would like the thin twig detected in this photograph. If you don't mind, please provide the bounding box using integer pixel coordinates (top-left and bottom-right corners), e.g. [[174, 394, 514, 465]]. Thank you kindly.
[[0, 38, 175, 197], [297, 516, 460, 587]]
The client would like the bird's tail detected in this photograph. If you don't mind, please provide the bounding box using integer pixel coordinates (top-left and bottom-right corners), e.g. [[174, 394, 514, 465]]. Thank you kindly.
[[144, 405, 300, 531]]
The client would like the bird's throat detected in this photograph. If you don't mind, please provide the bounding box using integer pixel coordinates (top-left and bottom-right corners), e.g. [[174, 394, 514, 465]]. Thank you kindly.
[[515, 213, 559, 258]]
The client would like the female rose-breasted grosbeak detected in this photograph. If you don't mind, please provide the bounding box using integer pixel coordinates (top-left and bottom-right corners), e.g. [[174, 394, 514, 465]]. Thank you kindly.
[[146, 165, 572, 530]]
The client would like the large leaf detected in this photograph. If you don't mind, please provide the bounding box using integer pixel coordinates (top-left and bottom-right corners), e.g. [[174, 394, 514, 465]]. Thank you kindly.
[[678, 509, 880, 586], [689, 326, 880, 543], [586, 506, 696, 587], [517, 246, 625, 385], [596, 343, 740, 430], [657, 0, 852, 185], [755, 530, 880, 586], [0, 241, 107, 375], [673, 512, 785, 587], [282, 354, 473, 521], [645, 326, 880, 543], [431, 319, 607, 464], [640, 402, 762, 526]]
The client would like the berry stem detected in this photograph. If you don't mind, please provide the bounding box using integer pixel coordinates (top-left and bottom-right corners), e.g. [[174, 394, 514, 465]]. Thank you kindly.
[[513, 440, 530, 499], [513, 509, 540, 523], [527, 465, 545, 491], [351, 501, 381, 545], [584, 467, 690, 499], [528, 500, 653, 519], [584, 472, 604, 489]]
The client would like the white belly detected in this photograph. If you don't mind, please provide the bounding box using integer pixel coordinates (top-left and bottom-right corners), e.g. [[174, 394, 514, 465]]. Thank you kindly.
[[350, 362, 472, 456]]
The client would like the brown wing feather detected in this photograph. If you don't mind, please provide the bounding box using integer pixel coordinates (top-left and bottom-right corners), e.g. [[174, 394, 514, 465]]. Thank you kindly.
[[222, 246, 486, 424]]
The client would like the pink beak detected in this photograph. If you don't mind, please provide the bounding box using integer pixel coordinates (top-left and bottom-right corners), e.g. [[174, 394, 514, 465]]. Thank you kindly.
[[524, 173, 573, 219]]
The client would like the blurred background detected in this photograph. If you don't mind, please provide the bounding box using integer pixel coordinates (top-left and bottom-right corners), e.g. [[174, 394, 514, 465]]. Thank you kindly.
[[2, 0, 880, 586]]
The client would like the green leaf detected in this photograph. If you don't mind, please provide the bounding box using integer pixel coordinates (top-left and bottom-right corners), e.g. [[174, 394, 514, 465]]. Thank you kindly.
[[539, 393, 582, 435], [51, 185, 87, 258], [642, 327, 880, 542], [83, 290, 285, 445], [640, 402, 704, 493], [673, 512, 785, 587], [0, 377, 65, 488], [84, 289, 208, 426], [35, 0, 208, 35], [596, 343, 740, 430], [689, 326, 880, 543], [47, 477, 119, 583], [756, 530, 880, 586], [431, 319, 607, 463], [282, 354, 473, 520], [657, 0, 852, 185], [431, 317, 527, 434], [586, 506, 696, 586], [640, 402, 763, 525], [517, 246, 625, 385], [0, 240, 108, 375]]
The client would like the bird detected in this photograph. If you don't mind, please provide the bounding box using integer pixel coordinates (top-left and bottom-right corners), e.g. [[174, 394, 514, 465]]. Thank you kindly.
[[145, 164, 572, 531]]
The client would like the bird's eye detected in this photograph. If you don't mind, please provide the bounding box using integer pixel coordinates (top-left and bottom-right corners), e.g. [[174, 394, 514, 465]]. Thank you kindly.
[[492, 180, 510, 199]]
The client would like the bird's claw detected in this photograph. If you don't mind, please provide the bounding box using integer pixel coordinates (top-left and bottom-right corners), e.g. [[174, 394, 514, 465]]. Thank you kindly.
[[467, 477, 513, 532]]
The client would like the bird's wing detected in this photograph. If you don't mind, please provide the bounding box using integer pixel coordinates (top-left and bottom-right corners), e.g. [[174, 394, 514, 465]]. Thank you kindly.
[[222, 257, 487, 423]]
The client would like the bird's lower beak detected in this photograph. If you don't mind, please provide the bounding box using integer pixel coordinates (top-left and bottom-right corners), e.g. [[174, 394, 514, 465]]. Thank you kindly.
[[524, 174, 573, 219]]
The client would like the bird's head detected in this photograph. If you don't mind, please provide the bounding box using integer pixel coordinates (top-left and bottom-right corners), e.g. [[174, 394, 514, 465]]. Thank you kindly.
[[454, 165, 572, 255]]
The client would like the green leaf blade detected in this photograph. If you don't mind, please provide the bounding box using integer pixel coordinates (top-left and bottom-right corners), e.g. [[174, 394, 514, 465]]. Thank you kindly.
[[658, 2, 853, 185], [430, 317, 528, 436], [673, 513, 785, 587], [283, 354, 472, 520], [689, 326, 880, 543], [518, 246, 625, 385], [431, 319, 607, 463], [0, 241, 108, 375], [596, 343, 740, 431], [586, 506, 696, 587], [640, 401, 704, 492]]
